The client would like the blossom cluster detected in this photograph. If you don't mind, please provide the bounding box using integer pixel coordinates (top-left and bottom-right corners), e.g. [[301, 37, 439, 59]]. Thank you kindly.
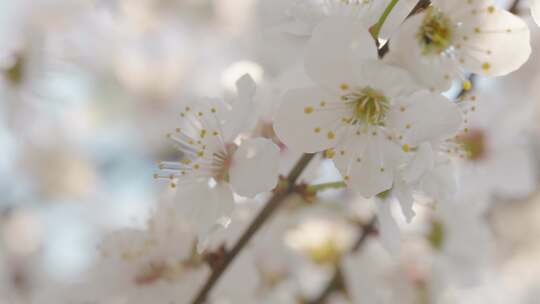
[[1, 0, 540, 303]]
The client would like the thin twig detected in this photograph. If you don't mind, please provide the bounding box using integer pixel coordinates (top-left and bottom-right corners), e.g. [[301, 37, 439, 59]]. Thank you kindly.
[[191, 153, 316, 304], [307, 266, 346, 304], [509, 0, 521, 14], [307, 217, 378, 304]]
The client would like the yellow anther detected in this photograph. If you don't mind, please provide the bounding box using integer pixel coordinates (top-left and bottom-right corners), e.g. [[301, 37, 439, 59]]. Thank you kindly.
[[327, 131, 335, 140], [463, 80, 472, 91], [304, 106, 314, 114], [325, 149, 335, 158], [402, 144, 410, 152]]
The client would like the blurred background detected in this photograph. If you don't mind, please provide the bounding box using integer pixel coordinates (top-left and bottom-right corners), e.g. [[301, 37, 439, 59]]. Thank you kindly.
[[1, 0, 540, 302]]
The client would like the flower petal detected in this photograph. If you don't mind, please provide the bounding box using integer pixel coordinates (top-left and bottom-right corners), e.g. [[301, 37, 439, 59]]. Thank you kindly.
[[532, 0, 540, 26], [305, 16, 377, 91], [419, 158, 457, 203], [401, 142, 435, 183], [388, 91, 462, 146], [175, 182, 235, 238], [392, 180, 416, 223], [333, 134, 400, 197], [354, 60, 421, 99], [229, 138, 280, 197], [454, 4, 531, 76], [223, 74, 257, 141], [274, 87, 350, 153], [375, 198, 401, 254]]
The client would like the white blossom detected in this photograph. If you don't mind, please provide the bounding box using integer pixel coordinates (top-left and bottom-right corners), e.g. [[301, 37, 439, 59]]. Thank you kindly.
[[155, 74, 280, 237], [387, 0, 531, 91], [274, 17, 463, 198], [76, 203, 208, 304]]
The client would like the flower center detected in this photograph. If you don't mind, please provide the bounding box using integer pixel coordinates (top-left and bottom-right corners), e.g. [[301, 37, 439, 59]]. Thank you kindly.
[[306, 238, 344, 265], [417, 8, 454, 55], [3, 53, 25, 85], [456, 129, 486, 161], [212, 143, 237, 182], [342, 87, 389, 126]]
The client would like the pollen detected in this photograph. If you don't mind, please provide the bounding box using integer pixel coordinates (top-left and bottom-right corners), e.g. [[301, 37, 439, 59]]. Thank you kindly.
[[314, 127, 321, 133], [327, 131, 335, 140], [304, 106, 314, 114], [340, 83, 349, 91], [482, 63, 491, 71], [402, 144, 410, 152], [342, 87, 389, 126], [463, 80, 472, 91], [487, 6, 495, 13], [325, 149, 335, 158], [417, 7, 454, 55]]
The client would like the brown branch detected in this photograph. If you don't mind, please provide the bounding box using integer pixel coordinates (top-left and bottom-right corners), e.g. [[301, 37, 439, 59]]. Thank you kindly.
[[191, 153, 316, 304]]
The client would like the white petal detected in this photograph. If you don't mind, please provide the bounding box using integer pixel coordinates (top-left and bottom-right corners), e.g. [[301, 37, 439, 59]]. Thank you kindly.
[[532, 0, 540, 26], [454, 5, 531, 76], [388, 91, 462, 146], [229, 138, 280, 197], [419, 158, 457, 203], [392, 180, 416, 223], [354, 60, 420, 98], [379, 0, 418, 39], [375, 198, 401, 254], [402, 142, 434, 183], [333, 134, 400, 197], [305, 17, 377, 91], [274, 87, 350, 153], [223, 74, 257, 141], [175, 182, 235, 238]]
